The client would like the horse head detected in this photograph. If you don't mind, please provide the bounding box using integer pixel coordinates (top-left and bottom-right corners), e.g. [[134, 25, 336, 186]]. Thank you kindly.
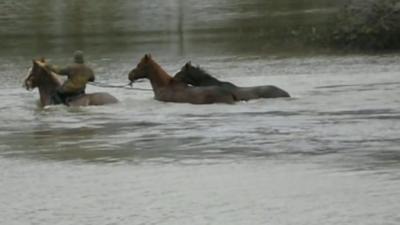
[[174, 62, 214, 86], [23, 58, 50, 90], [128, 54, 153, 84]]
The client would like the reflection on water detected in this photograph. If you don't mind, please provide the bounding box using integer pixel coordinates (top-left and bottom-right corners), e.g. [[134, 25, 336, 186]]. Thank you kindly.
[[0, 0, 346, 56]]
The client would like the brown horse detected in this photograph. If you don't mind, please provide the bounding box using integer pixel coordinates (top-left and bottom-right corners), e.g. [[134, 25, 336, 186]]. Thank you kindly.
[[174, 62, 290, 101], [24, 59, 118, 107], [128, 54, 235, 104]]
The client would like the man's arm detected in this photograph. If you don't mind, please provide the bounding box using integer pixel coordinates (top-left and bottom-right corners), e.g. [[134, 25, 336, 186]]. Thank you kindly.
[[46, 64, 70, 76], [88, 69, 95, 82]]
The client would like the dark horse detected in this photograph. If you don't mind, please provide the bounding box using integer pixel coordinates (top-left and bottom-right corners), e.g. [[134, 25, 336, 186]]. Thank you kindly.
[[128, 54, 235, 104], [174, 62, 290, 101], [24, 59, 118, 107]]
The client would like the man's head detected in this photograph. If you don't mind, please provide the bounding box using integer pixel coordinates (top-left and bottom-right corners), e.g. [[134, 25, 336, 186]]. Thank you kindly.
[[73, 50, 84, 64]]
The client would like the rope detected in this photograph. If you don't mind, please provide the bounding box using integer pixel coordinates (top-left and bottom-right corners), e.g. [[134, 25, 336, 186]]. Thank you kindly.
[[89, 81, 152, 91]]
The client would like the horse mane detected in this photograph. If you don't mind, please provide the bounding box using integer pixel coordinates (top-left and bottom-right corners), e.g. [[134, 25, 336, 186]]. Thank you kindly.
[[33, 59, 62, 86], [190, 65, 221, 83], [149, 58, 172, 77], [143, 55, 176, 87]]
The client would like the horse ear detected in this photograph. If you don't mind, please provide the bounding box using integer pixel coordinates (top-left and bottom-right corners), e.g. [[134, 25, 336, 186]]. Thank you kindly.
[[144, 54, 152, 60], [185, 61, 191, 70], [39, 57, 46, 63]]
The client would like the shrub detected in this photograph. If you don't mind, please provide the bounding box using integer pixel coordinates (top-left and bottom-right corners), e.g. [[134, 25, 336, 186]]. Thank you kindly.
[[332, 0, 400, 50]]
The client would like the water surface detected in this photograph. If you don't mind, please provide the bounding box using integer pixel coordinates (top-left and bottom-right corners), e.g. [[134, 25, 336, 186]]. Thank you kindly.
[[1, 1, 400, 224]]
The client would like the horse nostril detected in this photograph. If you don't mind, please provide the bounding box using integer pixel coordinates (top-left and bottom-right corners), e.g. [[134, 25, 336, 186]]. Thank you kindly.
[[128, 70, 137, 81], [128, 71, 133, 80], [24, 80, 32, 90]]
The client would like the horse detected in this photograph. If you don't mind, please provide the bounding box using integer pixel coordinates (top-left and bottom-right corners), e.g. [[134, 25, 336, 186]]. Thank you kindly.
[[128, 54, 236, 104], [174, 62, 291, 101], [23, 59, 119, 107]]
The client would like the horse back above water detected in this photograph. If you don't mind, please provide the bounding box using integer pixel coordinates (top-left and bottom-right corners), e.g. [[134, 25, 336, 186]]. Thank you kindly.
[[128, 54, 236, 104], [174, 62, 290, 101]]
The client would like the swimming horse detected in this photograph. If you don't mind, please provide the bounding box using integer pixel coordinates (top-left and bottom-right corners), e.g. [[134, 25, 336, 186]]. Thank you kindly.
[[128, 54, 236, 104], [23, 59, 118, 107], [174, 62, 290, 101]]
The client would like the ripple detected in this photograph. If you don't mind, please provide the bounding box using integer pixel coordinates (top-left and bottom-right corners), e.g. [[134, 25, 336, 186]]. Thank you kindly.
[[318, 108, 396, 116]]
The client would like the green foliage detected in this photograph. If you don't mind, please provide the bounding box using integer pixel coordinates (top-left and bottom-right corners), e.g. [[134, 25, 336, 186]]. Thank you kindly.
[[332, 0, 400, 50]]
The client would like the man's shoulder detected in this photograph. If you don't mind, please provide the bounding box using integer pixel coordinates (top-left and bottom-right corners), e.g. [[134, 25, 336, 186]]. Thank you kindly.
[[73, 64, 94, 76], [73, 63, 93, 70]]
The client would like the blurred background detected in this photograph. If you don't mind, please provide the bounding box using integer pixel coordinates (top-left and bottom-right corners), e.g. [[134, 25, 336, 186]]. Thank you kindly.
[[0, 0, 350, 57]]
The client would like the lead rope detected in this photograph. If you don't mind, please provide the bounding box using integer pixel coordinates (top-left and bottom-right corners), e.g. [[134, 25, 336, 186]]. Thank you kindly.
[[89, 81, 152, 91]]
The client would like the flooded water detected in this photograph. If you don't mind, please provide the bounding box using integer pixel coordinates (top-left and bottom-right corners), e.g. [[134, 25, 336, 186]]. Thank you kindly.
[[1, 1, 400, 225]]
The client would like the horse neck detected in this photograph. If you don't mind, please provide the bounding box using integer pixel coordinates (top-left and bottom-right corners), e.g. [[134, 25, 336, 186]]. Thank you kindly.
[[202, 77, 221, 86], [37, 72, 62, 106], [146, 60, 173, 89], [195, 72, 221, 86]]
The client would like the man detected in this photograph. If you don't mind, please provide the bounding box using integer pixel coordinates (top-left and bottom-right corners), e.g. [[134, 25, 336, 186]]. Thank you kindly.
[[47, 50, 95, 104]]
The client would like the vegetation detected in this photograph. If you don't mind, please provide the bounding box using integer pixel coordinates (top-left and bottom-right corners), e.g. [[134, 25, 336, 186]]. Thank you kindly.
[[332, 0, 400, 50]]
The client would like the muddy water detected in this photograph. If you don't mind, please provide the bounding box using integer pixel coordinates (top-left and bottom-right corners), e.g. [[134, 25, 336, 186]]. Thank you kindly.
[[2, 53, 400, 225]]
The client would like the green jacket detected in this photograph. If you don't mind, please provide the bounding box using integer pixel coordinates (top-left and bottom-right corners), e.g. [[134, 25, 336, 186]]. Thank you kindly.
[[49, 63, 95, 94]]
